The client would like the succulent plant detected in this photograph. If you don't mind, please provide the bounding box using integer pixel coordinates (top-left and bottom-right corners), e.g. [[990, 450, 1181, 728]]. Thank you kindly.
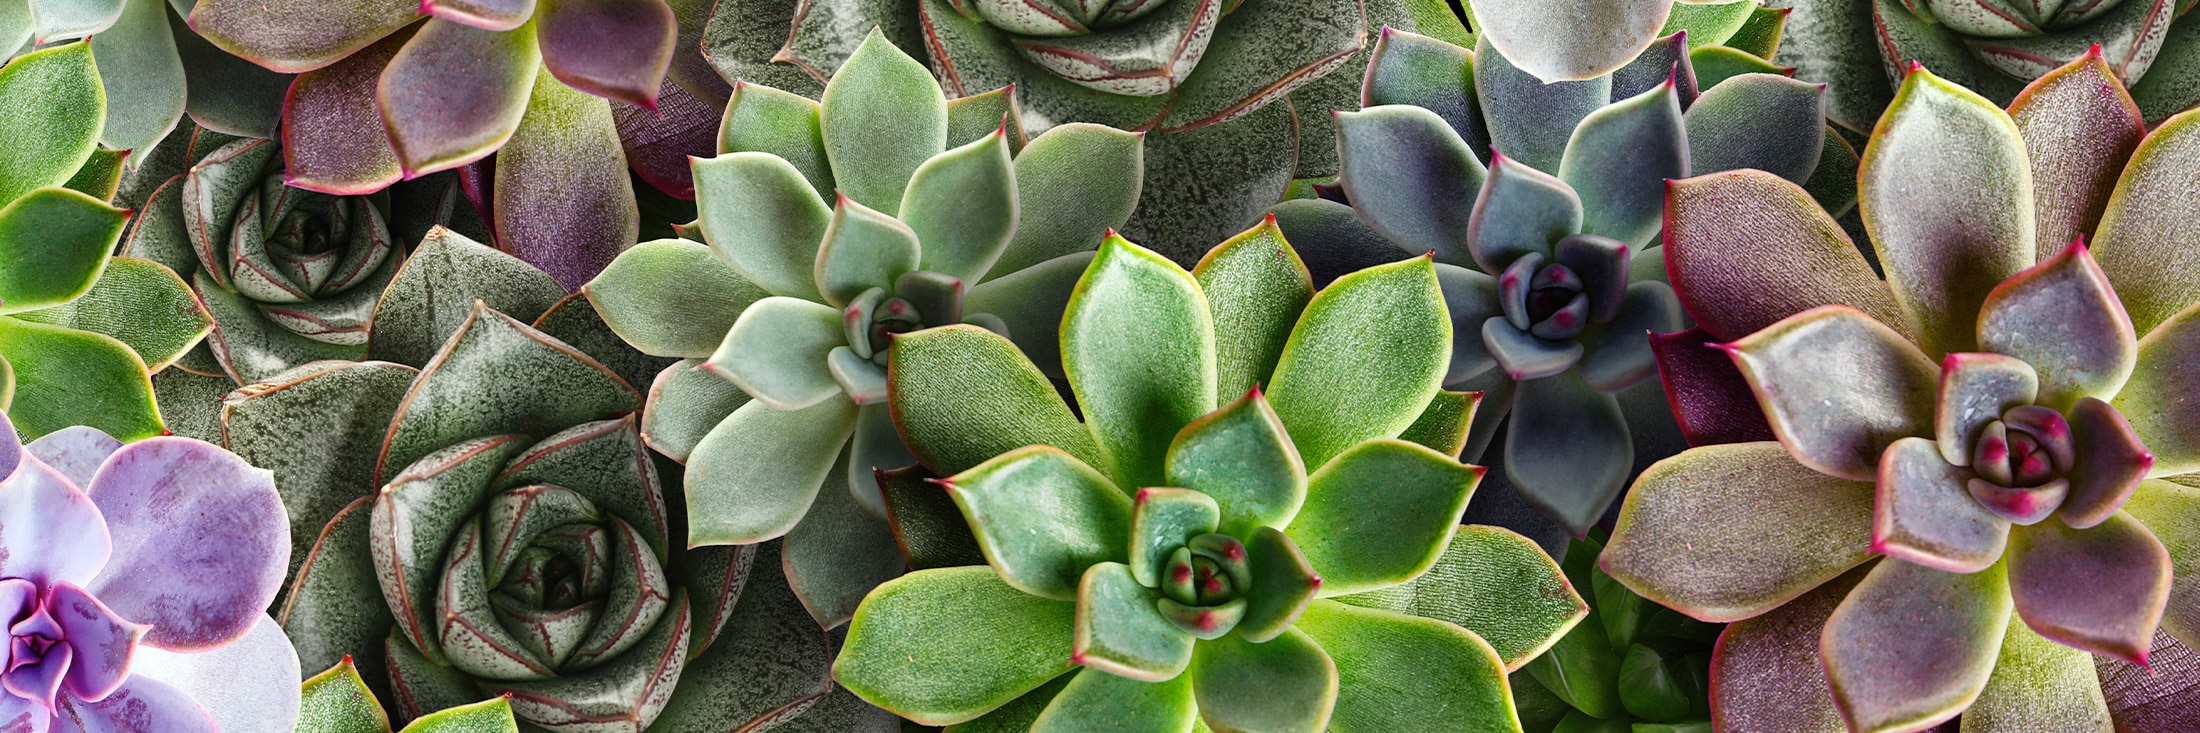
[[182, 0, 674, 289], [1510, 530, 1721, 733], [1776, 0, 2200, 130], [0, 42, 214, 442], [1603, 52, 2200, 730], [582, 32, 1145, 627], [301, 657, 520, 732], [0, 410, 303, 731], [833, 224, 1589, 730], [1463, 0, 1789, 83], [1318, 26, 1838, 534]]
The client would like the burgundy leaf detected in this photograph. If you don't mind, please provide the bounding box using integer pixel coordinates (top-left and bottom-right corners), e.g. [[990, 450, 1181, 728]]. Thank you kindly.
[[537, 0, 677, 110], [1650, 328, 1774, 446], [284, 24, 417, 195]]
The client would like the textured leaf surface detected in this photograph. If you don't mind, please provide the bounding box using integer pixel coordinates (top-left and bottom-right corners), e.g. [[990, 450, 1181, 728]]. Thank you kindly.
[[684, 397, 856, 545], [0, 316, 160, 441], [1663, 170, 1908, 342], [585, 239, 768, 358], [2010, 51, 2145, 260], [1472, 35, 1611, 173], [946, 446, 1131, 601], [1287, 439, 1480, 597], [1072, 562, 1192, 681], [651, 543, 834, 732], [703, 296, 845, 410], [378, 18, 539, 176], [1707, 564, 1864, 733], [1685, 73, 1826, 184], [1189, 627, 1336, 733], [2112, 302, 2200, 476], [1558, 79, 1685, 247], [1974, 241, 2136, 409], [1726, 306, 1938, 481], [1821, 558, 2011, 733], [1193, 217, 1312, 400], [87, 0, 184, 157], [367, 228, 566, 368], [835, 566, 1076, 726], [280, 497, 396, 706], [1063, 236, 1216, 488], [987, 123, 1144, 279], [2093, 105, 2200, 337], [186, 0, 419, 72], [0, 43, 103, 206], [1029, 668, 1194, 733], [1875, 436, 2009, 573], [12, 256, 210, 371], [902, 130, 1015, 284], [1265, 257, 1448, 469], [281, 27, 411, 195], [0, 187, 124, 316], [1964, 618, 2113, 732], [2006, 512, 2171, 665], [493, 68, 639, 290], [693, 152, 831, 301], [1335, 524, 1585, 670], [535, 0, 675, 108], [1335, 104, 1485, 264], [1164, 391, 1305, 538], [1295, 599, 1517, 733], [820, 31, 945, 215], [1468, 0, 1673, 82], [888, 324, 1103, 475]]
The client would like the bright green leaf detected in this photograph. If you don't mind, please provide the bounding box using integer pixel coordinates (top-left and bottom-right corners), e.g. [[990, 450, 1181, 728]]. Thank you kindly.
[[1265, 256, 1450, 469], [946, 445, 1132, 600], [1063, 234, 1217, 489], [0, 187, 124, 315], [1287, 439, 1480, 597], [819, 30, 946, 215], [0, 42, 105, 205], [836, 566, 1077, 726]]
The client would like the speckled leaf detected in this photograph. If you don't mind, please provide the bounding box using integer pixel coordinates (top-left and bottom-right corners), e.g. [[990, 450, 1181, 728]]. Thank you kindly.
[[1869, 0, 2027, 109], [11, 256, 210, 371], [186, 0, 419, 73], [1820, 558, 2011, 733], [280, 498, 397, 707], [1964, 616, 2114, 732], [2006, 512, 2171, 665], [1295, 599, 1516, 732], [1150, 0, 1363, 130], [1685, 73, 1826, 184], [1472, 35, 1613, 173], [2130, 12, 2200, 124], [173, 8, 294, 137], [903, 129, 1015, 283], [377, 304, 639, 480], [1767, 0, 1888, 132], [1359, 28, 1485, 162], [684, 396, 856, 545], [1975, 241, 2137, 409], [1164, 391, 1305, 537], [1707, 563, 1865, 733], [88, 0, 182, 157], [1502, 370, 1631, 535], [0, 43, 103, 205], [1265, 256, 1448, 469], [1064, 234, 1216, 488], [1725, 306, 1939, 481], [1188, 627, 1336, 733], [1603, 441, 1876, 622], [888, 324, 1104, 475], [2122, 479, 2200, 651], [639, 360, 747, 462], [944, 86, 1022, 152], [1287, 439, 1479, 596], [942, 674, 1072, 733], [986, 123, 1143, 279], [0, 187, 123, 315], [280, 26, 410, 195], [479, 590, 692, 728], [1335, 524, 1586, 670], [1335, 104, 1486, 265], [1115, 97, 1296, 266], [366, 228, 566, 368], [493, 69, 639, 290], [2092, 104, 2200, 337], [692, 152, 830, 301], [2110, 302, 2200, 476], [1467, 0, 1672, 82], [1660, 0, 1756, 47], [584, 239, 768, 359], [374, 433, 535, 661], [1030, 667, 1195, 733], [296, 656, 389, 732], [1464, 154, 1581, 274], [0, 315, 161, 441], [378, 18, 539, 176], [1662, 170, 1907, 343], [1192, 217, 1313, 399], [944, 445, 1130, 600], [536, 0, 675, 108], [652, 542, 835, 732], [1725, 5, 1789, 58], [1858, 66, 2036, 358], [834, 566, 1077, 726], [820, 31, 945, 215], [1397, 390, 1476, 457], [1558, 79, 1685, 247], [401, 696, 518, 731], [2010, 50, 2145, 260]]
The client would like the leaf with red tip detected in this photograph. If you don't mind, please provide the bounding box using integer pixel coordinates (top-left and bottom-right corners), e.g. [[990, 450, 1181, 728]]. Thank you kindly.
[[1820, 557, 2012, 733], [945, 446, 1132, 601], [2122, 478, 2200, 652], [187, 0, 419, 73], [1875, 436, 2011, 573], [1558, 78, 1685, 247], [1933, 352, 2038, 467], [1334, 105, 1485, 268], [887, 324, 1105, 475], [1164, 390, 1305, 538], [494, 68, 639, 290], [1192, 217, 1313, 400], [2007, 511, 2171, 666], [1859, 66, 2036, 358], [1469, 0, 1674, 82], [834, 566, 1076, 726], [1072, 562, 1194, 682], [2009, 51, 2145, 261], [1726, 306, 1939, 481], [1603, 442, 1876, 623], [1663, 170, 1907, 344], [2093, 105, 2200, 337], [1062, 235, 1216, 489], [283, 26, 411, 194], [614, 77, 715, 199], [378, 18, 540, 176], [1472, 35, 1612, 174], [2110, 300, 2200, 476], [1709, 563, 1867, 733], [1975, 241, 2137, 409], [1286, 439, 1480, 598], [819, 31, 946, 216], [2062, 396, 2152, 528], [1649, 328, 1775, 446], [1358, 28, 1484, 158], [537, 0, 675, 109]]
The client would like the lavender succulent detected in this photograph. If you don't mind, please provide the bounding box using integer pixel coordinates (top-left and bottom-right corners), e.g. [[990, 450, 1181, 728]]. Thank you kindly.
[[1606, 52, 2200, 730]]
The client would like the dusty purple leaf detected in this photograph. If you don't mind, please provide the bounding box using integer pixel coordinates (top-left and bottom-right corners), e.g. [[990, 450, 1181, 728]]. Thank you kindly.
[[2008, 48, 2145, 259], [1975, 240, 2137, 409], [424, 0, 534, 30], [1648, 328, 1774, 446], [186, 0, 420, 73], [1662, 170, 1909, 344], [1725, 306, 1939, 482], [282, 25, 413, 195], [86, 438, 290, 651], [1931, 352, 2037, 467], [2062, 396, 2152, 528], [494, 67, 640, 291], [1709, 563, 1869, 733], [0, 455, 109, 587], [53, 673, 217, 731], [2007, 511, 2171, 666], [538, 0, 676, 109], [614, 77, 717, 199], [1875, 436, 2011, 573], [49, 581, 146, 702], [1820, 557, 2011, 733], [378, 17, 540, 176], [24, 426, 120, 488]]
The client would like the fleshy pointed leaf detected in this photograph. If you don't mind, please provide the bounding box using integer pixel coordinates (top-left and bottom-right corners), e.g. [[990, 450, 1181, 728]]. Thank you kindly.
[[1558, 79, 1685, 247], [1359, 28, 1486, 161], [814, 197, 920, 307], [987, 123, 1144, 279], [365, 227, 566, 369], [1875, 436, 2010, 573], [1164, 389, 1306, 537], [717, 81, 830, 195], [835, 566, 1076, 726], [1294, 599, 1518, 733], [378, 18, 540, 176], [703, 296, 844, 410], [1335, 524, 1586, 670], [640, 358, 748, 462], [902, 129, 1016, 284], [1932, 352, 2038, 467], [1503, 369, 1631, 534], [684, 396, 856, 545], [0, 187, 124, 315], [1335, 105, 1486, 265], [1238, 526, 1320, 643], [1286, 439, 1480, 597], [820, 31, 946, 215], [1471, 34, 1612, 172], [584, 238, 769, 358], [945, 445, 1131, 601], [1662, 170, 1908, 343], [0, 42, 104, 205], [186, 0, 420, 73], [1467, 0, 1673, 82], [693, 151, 831, 301], [2122, 478, 2200, 652], [2011, 50, 2146, 259], [1726, 306, 1939, 481], [1127, 487, 1219, 589], [2110, 300, 2200, 476], [0, 315, 161, 441], [1465, 154, 1581, 274], [2092, 98, 2200, 336], [1073, 562, 1194, 681], [2007, 511, 2171, 665], [536, 0, 676, 108], [1965, 615, 2114, 731], [1707, 564, 1865, 732], [1188, 627, 1336, 733], [282, 26, 410, 195], [1975, 241, 2136, 409], [1146, 0, 1362, 130], [888, 324, 1104, 475], [88, 0, 184, 157], [1265, 256, 1449, 469], [1062, 234, 1217, 489], [1821, 558, 2012, 733], [1192, 216, 1313, 399], [1685, 73, 1826, 184], [1030, 668, 1195, 733], [493, 67, 640, 290]]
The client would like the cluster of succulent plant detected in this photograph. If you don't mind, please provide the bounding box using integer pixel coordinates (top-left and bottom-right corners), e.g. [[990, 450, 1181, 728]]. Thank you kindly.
[[1313, 21, 1838, 533], [1511, 530, 1722, 733], [4, 0, 294, 152], [1605, 51, 2200, 729]]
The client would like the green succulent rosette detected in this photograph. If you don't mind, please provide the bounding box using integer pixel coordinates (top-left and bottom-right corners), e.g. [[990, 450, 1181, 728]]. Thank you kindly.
[[1300, 26, 1846, 535], [583, 32, 1145, 629], [1777, 0, 2200, 130], [0, 42, 214, 442], [1609, 52, 2200, 730], [833, 223, 1590, 731], [1509, 531, 1722, 733]]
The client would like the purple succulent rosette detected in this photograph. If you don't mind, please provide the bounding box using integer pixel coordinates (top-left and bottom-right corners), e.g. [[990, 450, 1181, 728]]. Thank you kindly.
[[0, 413, 299, 731], [1606, 51, 2200, 729]]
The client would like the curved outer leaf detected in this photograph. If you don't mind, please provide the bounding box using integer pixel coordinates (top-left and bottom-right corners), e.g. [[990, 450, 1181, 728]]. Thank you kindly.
[[0, 316, 161, 441], [1820, 558, 2012, 733], [1974, 240, 2137, 409], [640, 359, 747, 463], [693, 151, 831, 302], [902, 129, 1016, 284], [717, 80, 830, 193], [1708, 563, 1866, 733], [1857, 66, 2036, 358], [279, 496, 396, 701], [373, 433, 533, 663], [88, 0, 185, 156], [1063, 235, 1217, 489], [365, 227, 567, 369], [1193, 216, 1313, 400], [85, 436, 287, 652], [2092, 106, 2200, 337], [1603, 441, 1877, 622], [834, 566, 1077, 726], [584, 238, 770, 359], [1557, 78, 1686, 248], [1359, 28, 1485, 158], [1265, 256, 1449, 470], [175, 10, 296, 138], [493, 67, 640, 291], [1502, 369, 1632, 535], [2006, 512, 2171, 666], [1965, 616, 2114, 731], [964, 251, 1093, 379], [1287, 439, 1482, 597], [1874, 436, 2009, 573], [650, 541, 834, 732], [1189, 626, 1336, 733], [819, 30, 946, 215], [1333, 524, 1585, 671], [2111, 300, 2200, 476], [813, 197, 919, 308], [888, 324, 1104, 475], [1334, 104, 1486, 265], [0, 187, 126, 315], [1725, 306, 1940, 482], [1684, 73, 1827, 185], [186, 0, 420, 73], [1933, 352, 2038, 468], [2123, 479, 2200, 652], [1471, 35, 1612, 174], [1071, 562, 1192, 681], [1466, 0, 1673, 82], [1294, 599, 1518, 733], [684, 397, 858, 546], [1147, 0, 1364, 131], [536, 0, 676, 109], [0, 42, 103, 206], [1662, 170, 1911, 343], [282, 25, 411, 195], [2009, 49, 2146, 261], [986, 123, 1144, 280], [944, 445, 1131, 601], [1028, 668, 1194, 733], [377, 18, 540, 176]]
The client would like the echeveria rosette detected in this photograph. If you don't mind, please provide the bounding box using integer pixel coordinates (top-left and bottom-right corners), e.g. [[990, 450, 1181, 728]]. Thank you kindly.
[[0, 43, 214, 442], [834, 225, 1589, 730], [0, 411, 303, 731], [184, 0, 660, 289], [1465, 0, 1781, 82], [1326, 27, 1833, 534], [1607, 54, 2200, 730], [121, 136, 403, 385], [1777, 0, 2200, 129], [582, 33, 1145, 628]]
